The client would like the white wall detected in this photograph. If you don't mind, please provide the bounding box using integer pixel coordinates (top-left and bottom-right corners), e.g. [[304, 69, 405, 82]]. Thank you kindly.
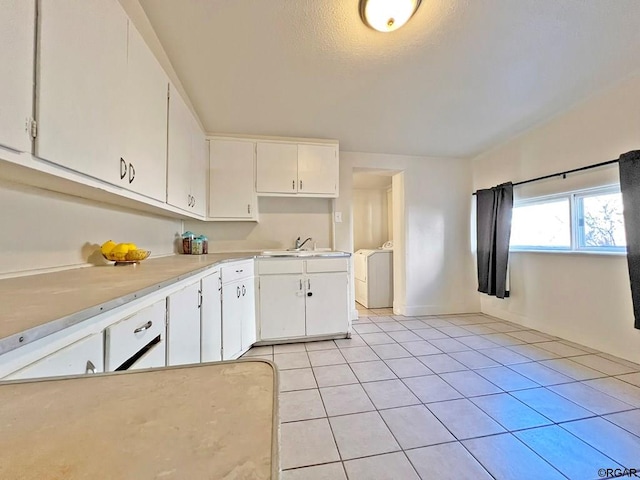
[[185, 197, 333, 252], [0, 180, 181, 277], [353, 188, 389, 251], [336, 151, 479, 316], [472, 71, 640, 363]]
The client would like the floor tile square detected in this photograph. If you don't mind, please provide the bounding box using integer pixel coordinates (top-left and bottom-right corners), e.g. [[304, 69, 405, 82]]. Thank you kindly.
[[461, 325, 498, 335], [603, 409, 640, 437], [360, 332, 396, 345], [440, 370, 503, 397], [539, 358, 606, 381], [274, 352, 311, 370], [456, 335, 500, 350], [449, 350, 500, 369], [282, 463, 346, 480], [344, 452, 420, 480], [427, 398, 506, 439], [340, 346, 379, 363], [320, 384, 375, 416], [362, 379, 421, 409], [413, 328, 450, 340], [428, 338, 472, 353], [305, 340, 338, 351], [243, 345, 273, 356], [279, 367, 317, 392], [406, 442, 493, 480], [388, 330, 423, 343], [464, 433, 565, 480], [280, 389, 326, 422], [571, 354, 637, 375], [507, 344, 560, 361], [400, 340, 442, 356], [436, 326, 474, 337], [482, 333, 525, 347], [398, 319, 431, 330], [617, 372, 640, 387], [335, 336, 367, 348], [471, 393, 553, 431], [509, 362, 574, 386], [273, 343, 306, 354], [385, 357, 433, 378], [379, 405, 455, 449], [511, 387, 595, 423], [484, 322, 526, 333], [329, 412, 400, 460], [403, 375, 463, 403], [353, 323, 383, 334], [535, 341, 590, 357], [416, 354, 468, 373], [377, 321, 408, 332], [280, 418, 340, 469], [370, 315, 395, 323], [584, 377, 640, 407], [507, 330, 553, 343], [350, 360, 397, 382], [420, 318, 455, 328], [371, 343, 413, 360], [480, 347, 532, 365], [475, 366, 539, 391], [549, 382, 634, 415], [308, 349, 346, 367], [561, 417, 640, 467], [313, 364, 358, 387], [515, 425, 623, 479]]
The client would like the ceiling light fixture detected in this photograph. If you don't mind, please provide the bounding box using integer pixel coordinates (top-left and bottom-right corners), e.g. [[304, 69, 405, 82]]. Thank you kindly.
[[359, 0, 422, 33]]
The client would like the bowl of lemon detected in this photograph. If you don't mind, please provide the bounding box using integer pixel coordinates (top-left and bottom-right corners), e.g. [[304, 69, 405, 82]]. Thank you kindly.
[[101, 240, 150, 266]]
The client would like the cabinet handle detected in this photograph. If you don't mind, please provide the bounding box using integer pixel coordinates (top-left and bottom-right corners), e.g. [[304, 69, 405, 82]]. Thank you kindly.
[[128, 162, 135, 184], [242, 285, 246, 296], [85, 360, 96, 374], [292, 179, 295, 190], [247, 204, 251, 214], [237, 286, 241, 298], [134, 320, 153, 333], [198, 289, 202, 309], [300, 179, 303, 190], [307, 279, 311, 290], [192, 196, 196, 208], [120, 158, 127, 180], [299, 279, 302, 290], [235, 269, 243, 273], [187, 194, 191, 206]]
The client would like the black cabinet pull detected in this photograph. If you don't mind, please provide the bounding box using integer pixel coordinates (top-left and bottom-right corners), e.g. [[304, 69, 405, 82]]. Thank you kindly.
[[120, 158, 127, 179], [128, 163, 135, 184], [236, 286, 241, 298], [307, 292, 313, 297], [242, 285, 246, 296]]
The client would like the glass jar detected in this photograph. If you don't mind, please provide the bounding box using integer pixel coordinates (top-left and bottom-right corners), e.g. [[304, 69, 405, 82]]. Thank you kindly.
[[199, 235, 208, 254], [191, 237, 203, 255], [181, 231, 195, 255]]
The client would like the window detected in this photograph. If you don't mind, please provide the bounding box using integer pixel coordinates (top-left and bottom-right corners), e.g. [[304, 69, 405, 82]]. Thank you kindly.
[[510, 185, 626, 253]]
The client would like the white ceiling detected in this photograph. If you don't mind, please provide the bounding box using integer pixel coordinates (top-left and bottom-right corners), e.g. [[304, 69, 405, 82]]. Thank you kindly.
[[140, 0, 640, 158]]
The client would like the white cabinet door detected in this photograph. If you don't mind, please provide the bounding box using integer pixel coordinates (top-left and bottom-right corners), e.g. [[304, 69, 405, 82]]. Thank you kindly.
[[259, 275, 306, 340], [5, 333, 104, 381], [201, 271, 222, 362], [222, 280, 243, 360], [256, 142, 298, 194], [298, 144, 339, 195], [167, 282, 201, 366], [0, 0, 34, 153], [37, 0, 127, 184], [305, 273, 349, 336], [209, 139, 257, 219], [167, 84, 193, 212], [123, 22, 168, 201], [190, 121, 207, 217], [240, 278, 257, 350]]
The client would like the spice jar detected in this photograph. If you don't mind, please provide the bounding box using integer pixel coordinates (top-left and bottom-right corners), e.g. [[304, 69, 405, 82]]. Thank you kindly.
[[192, 237, 203, 255], [181, 231, 195, 254], [199, 235, 208, 254]]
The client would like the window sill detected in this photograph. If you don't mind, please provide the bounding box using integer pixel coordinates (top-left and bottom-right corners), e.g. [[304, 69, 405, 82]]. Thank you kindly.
[[509, 249, 626, 257]]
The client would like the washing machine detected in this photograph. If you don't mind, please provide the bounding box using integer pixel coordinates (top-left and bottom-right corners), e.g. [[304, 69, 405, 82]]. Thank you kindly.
[[354, 248, 393, 308]]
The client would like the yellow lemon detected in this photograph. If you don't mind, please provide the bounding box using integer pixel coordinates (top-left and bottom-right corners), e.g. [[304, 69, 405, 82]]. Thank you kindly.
[[100, 240, 117, 256], [125, 243, 137, 251], [109, 243, 130, 261]]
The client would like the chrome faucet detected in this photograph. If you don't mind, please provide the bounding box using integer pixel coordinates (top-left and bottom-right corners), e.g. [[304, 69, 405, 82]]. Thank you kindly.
[[294, 236, 312, 250]]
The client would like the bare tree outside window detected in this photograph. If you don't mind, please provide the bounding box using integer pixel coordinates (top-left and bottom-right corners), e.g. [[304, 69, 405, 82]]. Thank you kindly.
[[580, 193, 626, 248]]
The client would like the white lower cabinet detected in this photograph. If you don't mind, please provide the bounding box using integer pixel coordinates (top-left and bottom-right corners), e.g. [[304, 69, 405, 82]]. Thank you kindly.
[[221, 261, 255, 360], [167, 282, 201, 366], [201, 271, 222, 362], [257, 257, 349, 341], [4, 333, 103, 381]]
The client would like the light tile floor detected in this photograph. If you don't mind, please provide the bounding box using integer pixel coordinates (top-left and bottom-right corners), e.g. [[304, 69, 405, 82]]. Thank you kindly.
[[242, 307, 640, 480]]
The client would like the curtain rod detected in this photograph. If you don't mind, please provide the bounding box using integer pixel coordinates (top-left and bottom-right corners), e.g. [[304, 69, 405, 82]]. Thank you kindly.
[[472, 158, 619, 196]]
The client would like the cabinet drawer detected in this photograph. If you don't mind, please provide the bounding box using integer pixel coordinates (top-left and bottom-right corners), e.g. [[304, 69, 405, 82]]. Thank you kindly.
[[257, 259, 304, 275], [221, 260, 254, 284], [306, 258, 349, 273], [105, 300, 165, 371]]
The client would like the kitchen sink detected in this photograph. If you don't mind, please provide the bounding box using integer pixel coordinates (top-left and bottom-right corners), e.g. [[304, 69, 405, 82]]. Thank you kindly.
[[260, 250, 343, 257]]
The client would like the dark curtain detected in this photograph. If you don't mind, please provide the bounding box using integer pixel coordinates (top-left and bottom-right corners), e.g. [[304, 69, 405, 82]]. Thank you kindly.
[[476, 183, 513, 299], [618, 150, 640, 330]]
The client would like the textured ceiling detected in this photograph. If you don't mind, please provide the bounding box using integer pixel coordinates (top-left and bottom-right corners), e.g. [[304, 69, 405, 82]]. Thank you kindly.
[[140, 0, 640, 158]]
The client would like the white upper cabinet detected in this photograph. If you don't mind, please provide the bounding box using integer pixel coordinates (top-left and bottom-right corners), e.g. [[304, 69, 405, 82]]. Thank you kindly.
[[123, 22, 168, 202], [37, 0, 127, 184], [255, 141, 339, 197], [209, 138, 257, 220], [256, 142, 298, 194], [0, 0, 35, 153], [298, 144, 339, 195], [190, 116, 207, 217]]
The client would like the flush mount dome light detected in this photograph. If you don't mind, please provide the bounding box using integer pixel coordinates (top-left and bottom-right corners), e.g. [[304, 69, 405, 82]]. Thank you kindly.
[[359, 0, 422, 32]]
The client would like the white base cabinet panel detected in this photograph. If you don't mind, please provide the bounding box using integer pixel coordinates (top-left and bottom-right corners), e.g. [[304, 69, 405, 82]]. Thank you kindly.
[[201, 271, 222, 362], [259, 275, 306, 340], [305, 273, 349, 336], [222, 280, 244, 360], [4, 333, 103, 381], [221, 261, 255, 359], [167, 282, 201, 366]]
